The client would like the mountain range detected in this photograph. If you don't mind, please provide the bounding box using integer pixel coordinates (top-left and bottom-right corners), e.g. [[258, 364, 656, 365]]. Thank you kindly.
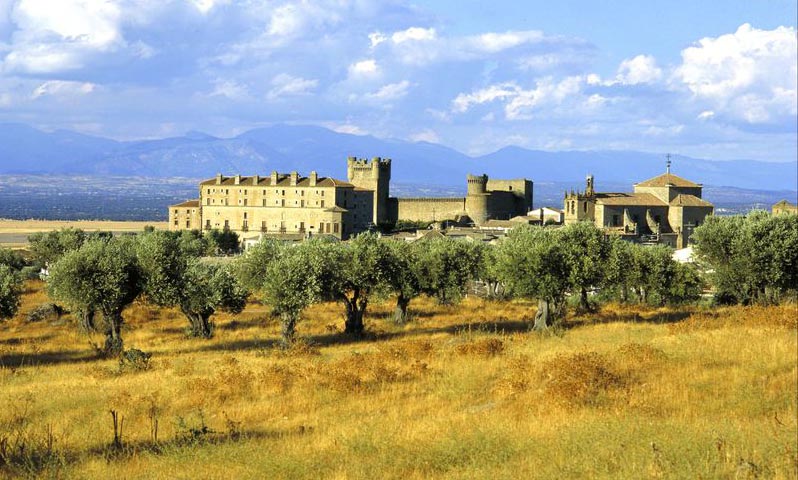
[[0, 123, 796, 191]]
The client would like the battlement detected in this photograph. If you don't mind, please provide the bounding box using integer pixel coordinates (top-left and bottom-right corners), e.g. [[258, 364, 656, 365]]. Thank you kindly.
[[347, 156, 392, 168]]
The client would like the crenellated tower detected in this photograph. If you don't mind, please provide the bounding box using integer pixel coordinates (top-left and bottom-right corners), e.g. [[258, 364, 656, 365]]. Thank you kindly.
[[465, 174, 490, 224], [347, 156, 392, 225]]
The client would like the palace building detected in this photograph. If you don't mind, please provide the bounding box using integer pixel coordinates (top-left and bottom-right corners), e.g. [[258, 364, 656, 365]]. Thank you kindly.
[[168, 157, 533, 240]]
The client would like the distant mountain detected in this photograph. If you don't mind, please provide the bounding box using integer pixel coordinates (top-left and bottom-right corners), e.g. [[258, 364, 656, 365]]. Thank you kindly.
[[0, 123, 795, 191]]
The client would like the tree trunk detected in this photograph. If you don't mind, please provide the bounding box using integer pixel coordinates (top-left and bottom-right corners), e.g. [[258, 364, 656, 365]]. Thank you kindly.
[[78, 309, 96, 333], [344, 293, 367, 335], [281, 312, 297, 346], [533, 299, 550, 331], [579, 287, 593, 312], [620, 285, 628, 303], [182, 308, 214, 338], [394, 295, 410, 324], [103, 312, 124, 356]]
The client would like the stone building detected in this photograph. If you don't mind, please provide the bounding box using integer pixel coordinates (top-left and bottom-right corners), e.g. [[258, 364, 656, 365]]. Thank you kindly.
[[772, 199, 798, 216], [563, 169, 713, 248], [169, 157, 533, 241]]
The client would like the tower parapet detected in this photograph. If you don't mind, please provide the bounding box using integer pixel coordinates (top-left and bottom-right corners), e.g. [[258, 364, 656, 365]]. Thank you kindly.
[[346, 156, 392, 225]]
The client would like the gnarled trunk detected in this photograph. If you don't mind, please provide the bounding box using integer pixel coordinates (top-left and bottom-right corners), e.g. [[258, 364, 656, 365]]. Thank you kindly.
[[579, 287, 594, 312], [280, 312, 298, 346], [344, 292, 368, 335], [78, 309, 96, 333], [533, 298, 550, 331], [182, 308, 214, 338], [393, 294, 411, 324], [103, 312, 124, 356]]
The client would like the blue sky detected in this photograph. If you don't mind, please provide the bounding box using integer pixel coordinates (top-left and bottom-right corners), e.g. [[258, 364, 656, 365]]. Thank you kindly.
[[0, 0, 795, 163]]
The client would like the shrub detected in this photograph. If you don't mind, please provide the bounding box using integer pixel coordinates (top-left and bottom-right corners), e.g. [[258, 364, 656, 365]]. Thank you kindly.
[[540, 352, 623, 407]]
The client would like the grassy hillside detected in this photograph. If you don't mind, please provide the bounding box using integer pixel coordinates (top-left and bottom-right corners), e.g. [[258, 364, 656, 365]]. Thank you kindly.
[[1, 282, 796, 479]]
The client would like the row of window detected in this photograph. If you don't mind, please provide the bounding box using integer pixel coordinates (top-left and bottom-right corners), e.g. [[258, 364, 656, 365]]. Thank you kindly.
[[202, 219, 340, 234], [206, 188, 326, 196]]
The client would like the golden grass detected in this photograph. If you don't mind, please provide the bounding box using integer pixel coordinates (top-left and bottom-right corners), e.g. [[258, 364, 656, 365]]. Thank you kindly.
[[0, 283, 796, 479]]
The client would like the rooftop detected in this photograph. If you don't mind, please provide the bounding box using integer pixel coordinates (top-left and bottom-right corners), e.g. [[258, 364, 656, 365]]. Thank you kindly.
[[594, 192, 666, 206], [670, 194, 713, 207], [200, 175, 355, 188], [170, 199, 200, 208], [635, 173, 701, 188]]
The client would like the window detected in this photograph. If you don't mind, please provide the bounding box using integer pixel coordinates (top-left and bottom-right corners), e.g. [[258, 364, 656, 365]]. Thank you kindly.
[[224, 220, 229, 229], [243, 212, 247, 219], [321, 200, 325, 208], [281, 199, 285, 207], [243, 199, 247, 206], [612, 214, 620, 227], [205, 220, 211, 229], [333, 223, 339, 234], [174, 219, 178, 226], [299, 221, 305, 232], [583, 202, 587, 213], [261, 221, 267, 232], [186, 220, 190, 228], [207, 199, 211, 205]]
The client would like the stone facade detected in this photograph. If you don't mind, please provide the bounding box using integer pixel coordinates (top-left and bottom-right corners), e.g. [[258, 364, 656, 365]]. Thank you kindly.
[[772, 200, 798, 216], [168, 157, 534, 240], [564, 171, 713, 249]]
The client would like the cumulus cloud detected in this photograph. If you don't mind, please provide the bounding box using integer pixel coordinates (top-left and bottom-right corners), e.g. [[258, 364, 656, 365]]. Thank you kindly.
[[673, 23, 797, 123], [615, 55, 662, 85], [348, 59, 380, 78]]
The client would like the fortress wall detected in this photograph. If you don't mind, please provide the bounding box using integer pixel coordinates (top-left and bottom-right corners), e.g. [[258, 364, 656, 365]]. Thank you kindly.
[[485, 191, 521, 220], [486, 178, 533, 214], [395, 197, 466, 222]]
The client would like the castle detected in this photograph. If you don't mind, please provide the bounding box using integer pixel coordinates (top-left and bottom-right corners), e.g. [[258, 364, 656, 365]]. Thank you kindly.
[[564, 168, 714, 248], [168, 157, 533, 240]]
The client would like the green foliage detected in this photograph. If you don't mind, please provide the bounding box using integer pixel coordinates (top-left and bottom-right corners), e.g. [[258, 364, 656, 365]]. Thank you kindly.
[[495, 226, 570, 304], [28, 228, 86, 266], [137, 231, 248, 338], [47, 237, 141, 355], [205, 229, 240, 255], [0, 247, 26, 271], [0, 264, 22, 320], [417, 238, 484, 305], [233, 239, 282, 293], [693, 212, 798, 304], [262, 242, 324, 344], [558, 222, 610, 310], [384, 241, 425, 323]]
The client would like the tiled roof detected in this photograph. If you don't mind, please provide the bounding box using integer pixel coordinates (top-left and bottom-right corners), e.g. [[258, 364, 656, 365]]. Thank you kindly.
[[482, 220, 518, 228], [199, 175, 354, 188], [636, 173, 701, 188], [595, 192, 666, 206], [670, 194, 713, 207], [170, 199, 200, 208]]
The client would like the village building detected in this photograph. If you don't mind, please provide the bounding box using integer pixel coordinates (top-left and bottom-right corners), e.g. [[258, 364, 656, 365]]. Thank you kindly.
[[168, 157, 533, 240], [563, 168, 714, 248], [772, 199, 798, 216]]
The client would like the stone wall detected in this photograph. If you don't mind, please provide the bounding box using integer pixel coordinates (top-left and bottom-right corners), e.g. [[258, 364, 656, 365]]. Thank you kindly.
[[393, 197, 466, 222]]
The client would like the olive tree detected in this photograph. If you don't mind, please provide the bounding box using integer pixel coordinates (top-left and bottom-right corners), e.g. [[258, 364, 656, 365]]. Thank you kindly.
[[495, 226, 570, 330], [416, 238, 484, 305], [137, 231, 247, 338], [47, 238, 142, 355], [0, 247, 26, 271], [28, 228, 86, 267], [322, 233, 393, 335], [693, 212, 798, 304], [233, 238, 282, 293], [262, 242, 323, 344], [603, 236, 636, 303], [0, 264, 22, 320], [558, 222, 610, 311], [384, 241, 424, 324]]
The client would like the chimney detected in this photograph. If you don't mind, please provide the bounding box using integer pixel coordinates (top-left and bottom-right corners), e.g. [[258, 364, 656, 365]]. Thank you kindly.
[[234, 175, 241, 185], [252, 175, 259, 185], [271, 171, 278, 184], [309, 171, 318, 186], [216, 173, 223, 185], [290, 171, 298, 186]]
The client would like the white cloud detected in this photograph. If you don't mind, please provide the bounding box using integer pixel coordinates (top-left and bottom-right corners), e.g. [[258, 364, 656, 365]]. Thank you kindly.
[[452, 76, 588, 120], [363, 80, 411, 102], [467, 30, 543, 53], [368, 31, 387, 48], [348, 59, 380, 78], [31, 80, 95, 98], [409, 129, 439, 143], [267, 73, 318, 99], [673, 23, 797, 123], [615, 54, 662, 85], [208, 79, 249, 100], [391, 26, 436, 43], [697, 110, 715, 120], [4, 0, 122, 73]]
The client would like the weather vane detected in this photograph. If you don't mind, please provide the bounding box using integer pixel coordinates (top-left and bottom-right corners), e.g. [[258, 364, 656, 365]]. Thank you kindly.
[[666, 153, 672, 174]]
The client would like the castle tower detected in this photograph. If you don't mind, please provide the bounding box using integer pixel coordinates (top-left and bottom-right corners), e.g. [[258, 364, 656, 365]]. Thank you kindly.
[[347, 156, 391, 225], [465, 174, 490, 225]]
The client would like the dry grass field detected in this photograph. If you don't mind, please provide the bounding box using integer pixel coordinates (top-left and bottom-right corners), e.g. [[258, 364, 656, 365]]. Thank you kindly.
[[0, 220, 167, 248], [1, 281, 796, 479]]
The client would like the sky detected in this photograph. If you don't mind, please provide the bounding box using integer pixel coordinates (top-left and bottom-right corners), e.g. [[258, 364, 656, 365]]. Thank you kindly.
[[0, 0, 796, 162]]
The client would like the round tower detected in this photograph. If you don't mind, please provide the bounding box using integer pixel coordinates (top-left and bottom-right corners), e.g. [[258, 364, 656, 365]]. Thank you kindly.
[[465, 174, 489, 225]]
